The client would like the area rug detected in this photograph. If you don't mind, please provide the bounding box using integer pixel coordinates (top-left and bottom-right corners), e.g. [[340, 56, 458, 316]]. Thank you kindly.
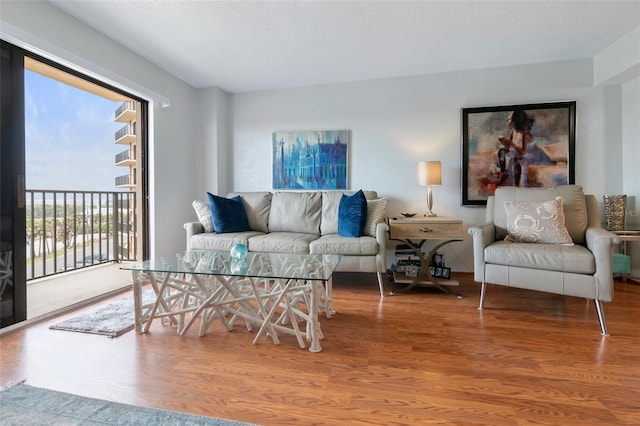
[[0, 383, 255, 425], [49, 290, 154, 338]]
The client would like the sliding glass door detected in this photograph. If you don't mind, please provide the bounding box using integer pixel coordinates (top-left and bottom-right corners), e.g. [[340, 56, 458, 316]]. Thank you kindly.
[[1, 40, 27, 328], [1, 39, 149, 328]]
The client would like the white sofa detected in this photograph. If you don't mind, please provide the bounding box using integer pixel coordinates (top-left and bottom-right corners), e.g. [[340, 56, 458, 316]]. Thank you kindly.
[[184, 190, 388, 296]]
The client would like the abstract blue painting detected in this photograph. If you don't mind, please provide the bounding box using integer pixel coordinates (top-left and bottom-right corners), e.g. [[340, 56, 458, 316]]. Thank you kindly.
[[272, 130, 349, 189]]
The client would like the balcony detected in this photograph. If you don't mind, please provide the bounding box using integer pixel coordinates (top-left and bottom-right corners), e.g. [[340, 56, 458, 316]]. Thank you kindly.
[[115, 149, 136, 166], [115, 174, 136, 188], [27, 262, 134, 320], [25, 189, 137, 281], [114, 101, 136, 123], [0, 189, 141, 328], [114, 124, 136, 145]]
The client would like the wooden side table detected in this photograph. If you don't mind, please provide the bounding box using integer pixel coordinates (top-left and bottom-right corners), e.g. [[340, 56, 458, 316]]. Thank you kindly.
[[388, 216, 463, 296]]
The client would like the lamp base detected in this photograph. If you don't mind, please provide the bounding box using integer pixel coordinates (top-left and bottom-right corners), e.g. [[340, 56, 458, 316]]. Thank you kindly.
[[426, 186, 436, 217]]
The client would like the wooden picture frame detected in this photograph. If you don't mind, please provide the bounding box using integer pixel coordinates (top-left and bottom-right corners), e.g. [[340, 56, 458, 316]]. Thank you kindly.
[[461, 101, 576, 206]]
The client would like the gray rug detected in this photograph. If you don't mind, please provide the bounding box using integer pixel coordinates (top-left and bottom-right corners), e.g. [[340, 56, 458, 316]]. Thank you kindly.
[[49, 290, 154, 338], [0, 383, 255, 425]]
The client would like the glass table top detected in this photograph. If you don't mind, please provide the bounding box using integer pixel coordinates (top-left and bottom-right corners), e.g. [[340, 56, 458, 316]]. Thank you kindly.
[[121, 250, 342, 281]]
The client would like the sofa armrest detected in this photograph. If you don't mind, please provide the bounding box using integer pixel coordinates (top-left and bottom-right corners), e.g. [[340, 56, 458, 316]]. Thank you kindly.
[[375, 221, 389, 273], [467, 223, 496, 283], [184, 221, 204, 251], [585, 227, 620, 302]]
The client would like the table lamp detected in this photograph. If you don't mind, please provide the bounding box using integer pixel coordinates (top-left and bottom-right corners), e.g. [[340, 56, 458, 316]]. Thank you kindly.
[[417, 161, 441, 217]]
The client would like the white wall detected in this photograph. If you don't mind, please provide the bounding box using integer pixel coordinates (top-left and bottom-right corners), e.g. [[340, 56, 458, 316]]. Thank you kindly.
[[595, 25, 640, 277], [194, 87, 231, 198], [1, 1, 199, 258], [229, 59, 621, 272], [622, 76, 640, 275], [622, 76, 640, 225]]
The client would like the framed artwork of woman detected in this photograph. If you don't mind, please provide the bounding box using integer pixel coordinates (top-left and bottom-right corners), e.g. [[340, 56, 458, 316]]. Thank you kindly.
[[461, 101, 576, 206]]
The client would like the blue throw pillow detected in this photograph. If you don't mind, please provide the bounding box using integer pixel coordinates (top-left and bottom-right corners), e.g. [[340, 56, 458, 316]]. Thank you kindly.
[[207, 193, 251, 234], [338, 190, 367, 237]]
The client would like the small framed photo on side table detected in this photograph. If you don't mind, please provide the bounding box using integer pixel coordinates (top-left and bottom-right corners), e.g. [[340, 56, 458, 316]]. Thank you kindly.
[[441, 267, 451, 280], [405, 264, 419, 278], [430, 252, 445, 268]]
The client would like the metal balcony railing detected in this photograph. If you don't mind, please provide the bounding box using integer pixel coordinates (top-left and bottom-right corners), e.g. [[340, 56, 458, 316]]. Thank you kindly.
[[25, 190, 137, 280], [115, 175, 136, 186], [114, 101, 136, 119], [115, 124, 134, 141], [115, 149, 135, 164]]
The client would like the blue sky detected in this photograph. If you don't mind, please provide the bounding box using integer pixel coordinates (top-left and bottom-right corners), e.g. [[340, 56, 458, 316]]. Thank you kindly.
[[25, 70, 124, 191]]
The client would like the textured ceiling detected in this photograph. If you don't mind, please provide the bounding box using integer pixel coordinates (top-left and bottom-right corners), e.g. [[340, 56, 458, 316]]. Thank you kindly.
[[49, 1, 640, 93]]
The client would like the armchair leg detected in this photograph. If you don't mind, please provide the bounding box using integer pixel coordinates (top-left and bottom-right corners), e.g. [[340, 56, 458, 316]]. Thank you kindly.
[[594, 299, 609, 336], [478, 282, 487, 311], [376, 272, 385, 298]]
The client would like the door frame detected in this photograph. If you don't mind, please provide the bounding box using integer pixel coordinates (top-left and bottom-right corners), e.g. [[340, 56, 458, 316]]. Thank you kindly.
[[1, 40, 27, 327]]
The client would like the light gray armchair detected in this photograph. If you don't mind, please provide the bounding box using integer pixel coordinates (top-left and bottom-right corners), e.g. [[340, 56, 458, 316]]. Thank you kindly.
[[468, 185, 620, 336]]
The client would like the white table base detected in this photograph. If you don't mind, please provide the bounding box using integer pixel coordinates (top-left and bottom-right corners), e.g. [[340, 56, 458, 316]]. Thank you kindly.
[[131, 270, 333, 352]]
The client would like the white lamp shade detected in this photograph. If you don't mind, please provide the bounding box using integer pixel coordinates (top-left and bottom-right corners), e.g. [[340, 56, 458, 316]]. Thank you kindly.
[[417, 161, 442, 186]]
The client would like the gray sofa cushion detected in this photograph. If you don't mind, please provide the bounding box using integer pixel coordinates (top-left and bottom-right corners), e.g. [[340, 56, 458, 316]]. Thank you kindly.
[[493, 185, 588, 245], [247, 232, 319, 254], [269, 192, 322, 233], [484, 240, 595, 274], [190, 231, 264, 251], [227, 191, 272, 233], [309, 234, 379, 256]]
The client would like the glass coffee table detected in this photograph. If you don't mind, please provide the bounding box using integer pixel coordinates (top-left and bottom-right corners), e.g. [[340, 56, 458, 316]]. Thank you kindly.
[[121, 251, 342, 352]]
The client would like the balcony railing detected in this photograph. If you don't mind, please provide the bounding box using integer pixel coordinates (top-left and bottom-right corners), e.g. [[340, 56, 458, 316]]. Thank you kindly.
[[114, 101, 136, 119], [115, 175, 136, 187], [26, 190, 137, 281], [115, 125, 133, 141], [115, 149, 135, 164]]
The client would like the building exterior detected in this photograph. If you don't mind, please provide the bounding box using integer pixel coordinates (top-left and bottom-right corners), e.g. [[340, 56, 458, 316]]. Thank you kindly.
[[114, 101, 139, 260]]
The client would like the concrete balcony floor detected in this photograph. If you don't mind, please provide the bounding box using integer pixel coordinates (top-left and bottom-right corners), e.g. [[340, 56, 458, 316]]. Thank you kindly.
[[27, 262, 134, 320]]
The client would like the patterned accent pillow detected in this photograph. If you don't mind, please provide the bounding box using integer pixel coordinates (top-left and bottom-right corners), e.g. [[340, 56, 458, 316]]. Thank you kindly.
[[363, 198, 388, 237], [504, 197, 573, 245], [192, 200, 213, 233]]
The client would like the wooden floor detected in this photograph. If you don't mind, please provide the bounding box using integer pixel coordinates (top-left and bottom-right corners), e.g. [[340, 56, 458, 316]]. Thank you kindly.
[[1, 273, 639, 425]]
